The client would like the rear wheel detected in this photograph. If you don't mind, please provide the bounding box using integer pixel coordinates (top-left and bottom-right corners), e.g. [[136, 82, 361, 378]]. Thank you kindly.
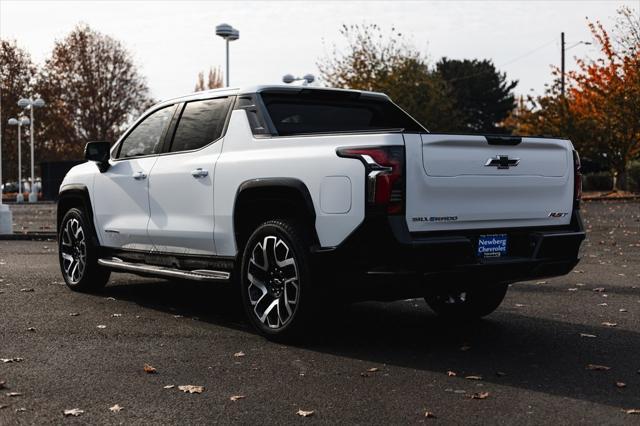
[[58, 208, 110, 291], [424, 283, 508, 320], [240, 219, 314, 341]]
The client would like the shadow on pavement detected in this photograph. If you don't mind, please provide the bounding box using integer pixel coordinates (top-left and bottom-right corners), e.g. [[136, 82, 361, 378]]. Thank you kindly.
[[101, 278, 640, 410]]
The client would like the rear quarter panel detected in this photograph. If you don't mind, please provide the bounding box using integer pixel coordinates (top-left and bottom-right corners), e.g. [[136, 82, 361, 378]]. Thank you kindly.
[[214, 109, 405, 256]]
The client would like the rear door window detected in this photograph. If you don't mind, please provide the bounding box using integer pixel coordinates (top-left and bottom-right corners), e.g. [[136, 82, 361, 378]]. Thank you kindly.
[[260, 90, 425, 136], [169, 97, 233, 152]]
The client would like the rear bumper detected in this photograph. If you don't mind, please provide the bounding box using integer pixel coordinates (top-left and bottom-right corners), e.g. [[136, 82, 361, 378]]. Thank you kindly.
[[317, 210, 585, 295]]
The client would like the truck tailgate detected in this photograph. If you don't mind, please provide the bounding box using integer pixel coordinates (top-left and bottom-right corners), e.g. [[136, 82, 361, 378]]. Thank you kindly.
[[404, 133, 575, 233]]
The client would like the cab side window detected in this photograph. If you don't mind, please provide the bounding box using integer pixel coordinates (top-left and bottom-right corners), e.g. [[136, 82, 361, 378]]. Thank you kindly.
[[117, 106, 174, 159], [169, 97, 232, 153]]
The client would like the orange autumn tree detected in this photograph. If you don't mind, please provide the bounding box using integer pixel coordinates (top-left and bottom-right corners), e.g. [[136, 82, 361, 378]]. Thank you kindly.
[[508, 7, 639, 190], [566, 7, 640, 189]]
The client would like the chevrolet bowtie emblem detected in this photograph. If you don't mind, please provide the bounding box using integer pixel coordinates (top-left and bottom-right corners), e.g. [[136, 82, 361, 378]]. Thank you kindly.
[[485, 155, 520, 169]]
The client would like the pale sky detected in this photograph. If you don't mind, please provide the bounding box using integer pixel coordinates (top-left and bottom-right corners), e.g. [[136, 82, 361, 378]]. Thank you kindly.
[[1, 0, 634, 101]]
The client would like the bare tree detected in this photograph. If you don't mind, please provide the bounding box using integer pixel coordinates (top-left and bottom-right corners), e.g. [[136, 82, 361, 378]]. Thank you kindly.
[[194, 66, 223, 91], [36, 23, 153, 160], [0, 39, 37, 183]]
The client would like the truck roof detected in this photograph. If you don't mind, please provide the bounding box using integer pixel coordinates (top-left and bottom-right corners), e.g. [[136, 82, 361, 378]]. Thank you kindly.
[[158, 85, 390, 107]]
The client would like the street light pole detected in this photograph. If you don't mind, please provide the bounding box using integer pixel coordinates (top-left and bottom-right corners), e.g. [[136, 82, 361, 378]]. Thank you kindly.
[[0, 111, 12, 234], [226, 38, 230, 87], [8, 117, 29, 203], [215, 23, 239, 87], [561, 32, 565, 97], [18, 97, 45, 202]]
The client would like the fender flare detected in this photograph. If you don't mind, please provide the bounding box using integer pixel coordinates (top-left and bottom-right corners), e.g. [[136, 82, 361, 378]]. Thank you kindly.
[[57, 184, 97, 239], [233, 177, 318, 245]]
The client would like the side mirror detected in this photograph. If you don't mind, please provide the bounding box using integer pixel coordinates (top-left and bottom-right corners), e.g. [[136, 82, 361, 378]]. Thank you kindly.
[[84, 141, 111, 172]]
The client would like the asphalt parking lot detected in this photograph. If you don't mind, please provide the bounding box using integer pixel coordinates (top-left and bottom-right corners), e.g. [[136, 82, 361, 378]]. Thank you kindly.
[[0, 200, 639, 424]]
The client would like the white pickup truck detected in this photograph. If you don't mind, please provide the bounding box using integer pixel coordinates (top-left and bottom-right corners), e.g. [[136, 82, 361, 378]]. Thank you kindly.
[[58, 85, 585, 339]]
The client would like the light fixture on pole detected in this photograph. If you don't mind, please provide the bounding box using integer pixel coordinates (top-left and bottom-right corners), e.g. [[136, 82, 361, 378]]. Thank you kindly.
[[560, 32, 591, 97], [18, 97, 45, 202], [7, 117, 30, 203], [282, 74, 315, 86], [215, 23, 239, 87], [0, 109, 12, 234]]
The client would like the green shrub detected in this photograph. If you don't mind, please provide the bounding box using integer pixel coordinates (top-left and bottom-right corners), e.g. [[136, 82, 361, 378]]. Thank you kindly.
[[582, 172, 613, 192], [628, 161, 640, 193]]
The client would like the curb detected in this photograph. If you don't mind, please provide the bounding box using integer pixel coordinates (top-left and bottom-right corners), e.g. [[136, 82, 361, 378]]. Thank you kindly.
[[583, 196, 640, 201], [0, 233, 57, 241]]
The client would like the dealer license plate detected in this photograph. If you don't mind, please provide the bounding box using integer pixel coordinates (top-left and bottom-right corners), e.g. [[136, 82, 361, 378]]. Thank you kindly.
[[477, 234, 508, 258]]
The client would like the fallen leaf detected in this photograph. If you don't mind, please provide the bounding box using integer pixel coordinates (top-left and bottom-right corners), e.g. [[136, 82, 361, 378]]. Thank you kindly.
[[602, 322, 618, 327], [63, 408, 84, 417], [465, 375, 483, 380], [97, 325, 106, 329], [586, 364, 611, 371], [616, 382, 627, 388], [568, 288, 578, 291], [593, 287, 606, 292], [619, 308, 628, 313], [0, 405, 7, 409], [296, 409, 315, 417], [112, 313, 122, 317], [15, 407, 26, 412], [598, 303, 608, 306], [163, 385, 175, 389], [469, 392, 490, 400], [109, 404, 123, 413], [143, 364, 157, 374], [424, 411, 437, 418], [230, 395, 245, 401], [178, 385, 204, 394], [536, 281, 547, 285], [514, 304, 525, 307], [20, 288, 34, 292], [447, 370, 457, 377], [367, 367, 379, 373], [580, 333, 597, 338], [625, 409, 640, 415], [1, 358, 24, 363], [233, 351, 245, 358], [6, 392, 22, 397], [106, 297, 116, 301], [69, 312, 80, 316]]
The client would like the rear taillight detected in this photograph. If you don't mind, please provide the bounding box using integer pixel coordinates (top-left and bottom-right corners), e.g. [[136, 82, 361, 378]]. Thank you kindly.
[[337, 146, 405, 214], [573, 149, 582, 209]]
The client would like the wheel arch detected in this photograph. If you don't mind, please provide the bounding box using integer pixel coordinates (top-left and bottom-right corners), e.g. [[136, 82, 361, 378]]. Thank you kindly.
[[57, 184, 97, 241], [233, 178, 319, 251]]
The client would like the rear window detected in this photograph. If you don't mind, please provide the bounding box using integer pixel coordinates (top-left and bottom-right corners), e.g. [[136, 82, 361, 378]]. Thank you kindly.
[[260, 90, 425, 136], [169, 97, 232, 152]]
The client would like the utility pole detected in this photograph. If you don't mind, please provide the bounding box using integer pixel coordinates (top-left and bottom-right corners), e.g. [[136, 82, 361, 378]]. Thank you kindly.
[[560, 32, 565, 97]]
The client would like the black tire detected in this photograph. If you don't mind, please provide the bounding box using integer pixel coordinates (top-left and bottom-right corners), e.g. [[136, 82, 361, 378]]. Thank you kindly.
[[424, 283, 508, 320], [58, 208, 110, 292], [239, 219, 315, 341]]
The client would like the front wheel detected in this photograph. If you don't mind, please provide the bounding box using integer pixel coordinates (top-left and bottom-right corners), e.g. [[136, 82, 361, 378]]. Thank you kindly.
[[424, 283, 509, 320], [58, 208, 110, 291], [239, 219, 315, 341]]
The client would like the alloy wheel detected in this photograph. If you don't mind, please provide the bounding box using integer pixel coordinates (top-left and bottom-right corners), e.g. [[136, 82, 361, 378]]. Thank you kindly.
[[246, 235, 299, 329], [60, 218, 87, 284]]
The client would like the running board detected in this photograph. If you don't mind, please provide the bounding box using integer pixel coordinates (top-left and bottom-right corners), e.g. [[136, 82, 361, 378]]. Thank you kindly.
[[98, 257, 231, 282]]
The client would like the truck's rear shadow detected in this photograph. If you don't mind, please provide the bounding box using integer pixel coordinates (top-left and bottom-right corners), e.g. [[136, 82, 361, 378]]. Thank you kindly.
[[101, 277, 640, 410]]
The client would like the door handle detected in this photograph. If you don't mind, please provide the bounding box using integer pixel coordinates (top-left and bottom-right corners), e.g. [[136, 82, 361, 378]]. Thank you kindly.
[[133, 171, 147, 180], [191, 168, 209, 178]]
